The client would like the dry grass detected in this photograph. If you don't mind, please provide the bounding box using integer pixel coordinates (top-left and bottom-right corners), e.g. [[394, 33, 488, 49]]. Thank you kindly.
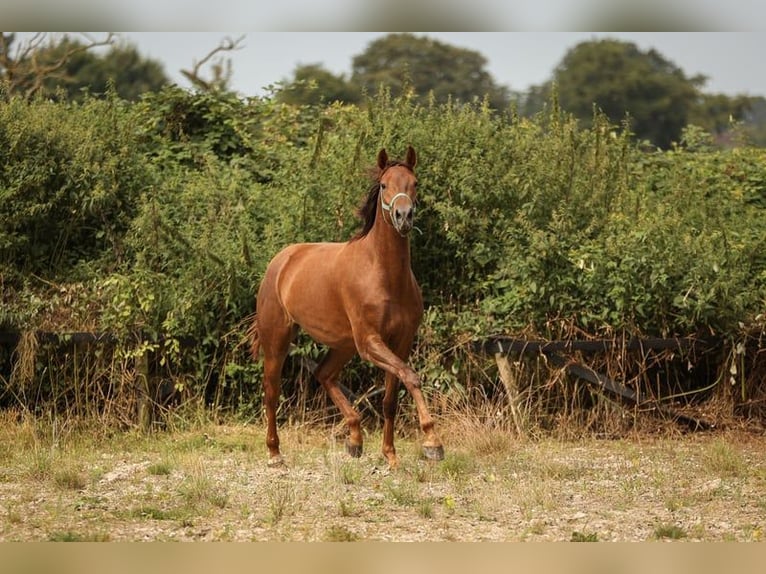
[[0, 407, 765, 541]]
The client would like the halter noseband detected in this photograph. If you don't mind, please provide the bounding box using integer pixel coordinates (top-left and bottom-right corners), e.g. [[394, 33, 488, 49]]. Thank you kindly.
[[380, 192, 413, 217]]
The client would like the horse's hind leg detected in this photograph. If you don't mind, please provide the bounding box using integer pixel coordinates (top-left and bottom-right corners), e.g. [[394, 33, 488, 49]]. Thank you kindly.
[[263, 349, 288, 467], [258, 314, 295, 467], [313, 348, 361, 457]]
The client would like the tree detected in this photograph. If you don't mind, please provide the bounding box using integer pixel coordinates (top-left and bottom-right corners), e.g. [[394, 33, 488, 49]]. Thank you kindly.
[[551, 39, 704, 148], [276, 63, 361, 106], [1, 33, 168, 101], [180, 35, 244, 93], [351, 33, 509, 108], [738, 96, 766, 147]]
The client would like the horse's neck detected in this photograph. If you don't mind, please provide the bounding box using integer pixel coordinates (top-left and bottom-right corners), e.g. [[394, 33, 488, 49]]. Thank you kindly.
[[365, 221, 412, 276]]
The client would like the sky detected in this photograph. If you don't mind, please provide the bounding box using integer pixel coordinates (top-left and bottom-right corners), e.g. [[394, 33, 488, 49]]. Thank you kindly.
[[86, 32, 764, 100]]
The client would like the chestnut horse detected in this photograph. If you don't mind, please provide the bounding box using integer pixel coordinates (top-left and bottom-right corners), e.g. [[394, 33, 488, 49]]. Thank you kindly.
[[249, 146, 443, 468]]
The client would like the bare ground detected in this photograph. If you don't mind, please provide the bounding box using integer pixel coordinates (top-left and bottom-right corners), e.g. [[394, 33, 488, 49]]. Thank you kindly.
[[1, 418, 765, 542]]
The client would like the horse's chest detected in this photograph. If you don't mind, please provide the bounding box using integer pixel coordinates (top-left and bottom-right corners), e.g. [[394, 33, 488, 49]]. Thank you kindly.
[[373, 298, 421, 335]]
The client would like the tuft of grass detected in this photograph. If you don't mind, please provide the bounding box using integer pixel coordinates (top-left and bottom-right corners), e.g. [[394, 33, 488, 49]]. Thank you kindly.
[[337, 498, 357, 518], [266, 479, 297, 525], [147, 461, 173, 476], [336, 460, 362, 485], [179, 464, 228, 509], [383, 479, 418, 507], [654, 523, 687, 540], [704, 439, 745, 478], [127, 505, 182, 521], [27, 447, 54, 480], [538, 460, 587, 481], [417, 499, 434, 519], [323, 524, 359, 542], [48, 530, 110, 542], [571, 531, 599, 542], [54, 468, 87, 491], [6, 506, 23, 525], [438, 451, 475, 481]]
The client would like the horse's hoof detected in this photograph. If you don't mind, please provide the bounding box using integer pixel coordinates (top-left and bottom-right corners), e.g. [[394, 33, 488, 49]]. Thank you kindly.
[[422, 445, 445, 461], [267, 455, 287, 469], [345, 441, 363, 458]]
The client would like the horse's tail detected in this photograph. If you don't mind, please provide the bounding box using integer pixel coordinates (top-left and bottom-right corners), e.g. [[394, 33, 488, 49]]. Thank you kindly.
[[247, 314, 261, 361]]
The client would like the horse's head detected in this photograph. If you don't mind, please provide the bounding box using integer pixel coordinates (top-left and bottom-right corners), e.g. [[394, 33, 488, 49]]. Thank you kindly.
[[378, 146, 418, 237]]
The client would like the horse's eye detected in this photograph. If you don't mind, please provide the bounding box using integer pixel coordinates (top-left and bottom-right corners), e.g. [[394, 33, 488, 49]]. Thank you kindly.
[[380, 183, 387, 190]]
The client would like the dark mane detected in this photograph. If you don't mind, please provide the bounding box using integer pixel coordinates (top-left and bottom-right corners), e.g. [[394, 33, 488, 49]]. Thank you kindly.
[[352, 160, 413, 241]]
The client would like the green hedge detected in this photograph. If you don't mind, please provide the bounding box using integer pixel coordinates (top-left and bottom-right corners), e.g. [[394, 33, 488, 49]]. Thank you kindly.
[[2, 87, 765, 417]]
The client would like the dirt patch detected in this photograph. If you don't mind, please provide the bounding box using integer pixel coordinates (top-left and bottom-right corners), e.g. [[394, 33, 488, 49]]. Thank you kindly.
[[1, 423, 764, 541]]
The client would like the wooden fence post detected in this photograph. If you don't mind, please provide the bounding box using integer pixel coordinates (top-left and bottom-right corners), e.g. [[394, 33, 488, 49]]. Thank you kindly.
[[136, 348, 152, 431], [494, 352, 525, 436]]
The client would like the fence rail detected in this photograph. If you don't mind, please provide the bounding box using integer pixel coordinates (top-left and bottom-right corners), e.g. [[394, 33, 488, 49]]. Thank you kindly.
[[2, 329, 716, 430], [473, 335, 715, 431]]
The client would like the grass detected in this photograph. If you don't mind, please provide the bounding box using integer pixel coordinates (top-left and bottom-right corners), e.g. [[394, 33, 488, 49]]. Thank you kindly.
[[0, 416, 764, 542], [703, 438, 746, 478]]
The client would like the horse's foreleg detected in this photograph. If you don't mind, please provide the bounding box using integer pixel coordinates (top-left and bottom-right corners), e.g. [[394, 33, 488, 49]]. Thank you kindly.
[[358, 335, 444, 462]]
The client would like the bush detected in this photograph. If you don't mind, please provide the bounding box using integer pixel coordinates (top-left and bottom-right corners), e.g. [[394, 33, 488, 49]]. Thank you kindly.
[[2, 87, 765, 425], [0, 91, 153, 282]]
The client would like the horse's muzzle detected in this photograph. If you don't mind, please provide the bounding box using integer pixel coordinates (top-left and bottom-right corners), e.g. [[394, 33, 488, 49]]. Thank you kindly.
[[392, 204, 414, 236]]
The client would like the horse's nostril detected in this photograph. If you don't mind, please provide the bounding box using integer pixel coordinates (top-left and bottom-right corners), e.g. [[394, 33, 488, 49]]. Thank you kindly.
[[396, 208, 413, 222]]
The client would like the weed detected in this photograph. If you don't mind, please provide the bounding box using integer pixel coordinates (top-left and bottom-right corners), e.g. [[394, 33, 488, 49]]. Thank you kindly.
[[442, 495, 456, 515]]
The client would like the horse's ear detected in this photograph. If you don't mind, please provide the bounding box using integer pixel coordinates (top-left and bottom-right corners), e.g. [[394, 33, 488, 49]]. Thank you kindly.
[[405, 145, 417, 168], [377, 149, 389, 170]]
